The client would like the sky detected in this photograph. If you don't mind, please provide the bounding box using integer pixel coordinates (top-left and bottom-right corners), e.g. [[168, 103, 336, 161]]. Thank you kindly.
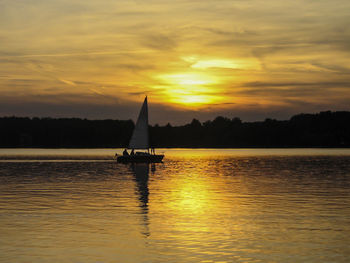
[[1, 0, 350, 124]]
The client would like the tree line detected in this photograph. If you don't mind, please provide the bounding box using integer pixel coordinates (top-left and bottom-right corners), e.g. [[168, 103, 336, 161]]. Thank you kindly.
[[0, 111, 349, 148]]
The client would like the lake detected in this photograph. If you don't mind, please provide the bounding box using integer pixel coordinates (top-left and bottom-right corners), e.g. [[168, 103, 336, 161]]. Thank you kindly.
[[0, 148, 350, 262]]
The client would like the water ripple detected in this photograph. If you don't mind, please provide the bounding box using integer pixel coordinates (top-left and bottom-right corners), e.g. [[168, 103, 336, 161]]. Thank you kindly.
[[0, 150, 350, 262]]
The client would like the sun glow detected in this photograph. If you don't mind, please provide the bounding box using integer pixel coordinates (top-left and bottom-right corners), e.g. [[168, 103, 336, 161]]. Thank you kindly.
[[184, 56, 261, 70], [161, 73, 215, 86], [157, 72, 222, 106], [191, 59, 238, 69]]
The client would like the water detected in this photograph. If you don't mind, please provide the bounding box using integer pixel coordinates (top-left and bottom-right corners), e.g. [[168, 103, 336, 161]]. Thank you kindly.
[[0, 149, 350, 262]]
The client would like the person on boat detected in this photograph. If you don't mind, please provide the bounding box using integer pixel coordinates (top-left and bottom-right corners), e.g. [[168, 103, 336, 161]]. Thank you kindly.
[[131, 149, 135, 155], [123, 149, 129, 156]]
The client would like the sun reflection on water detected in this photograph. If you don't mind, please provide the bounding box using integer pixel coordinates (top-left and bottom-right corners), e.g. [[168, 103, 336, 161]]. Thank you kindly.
[[0, 151, 350, 262]]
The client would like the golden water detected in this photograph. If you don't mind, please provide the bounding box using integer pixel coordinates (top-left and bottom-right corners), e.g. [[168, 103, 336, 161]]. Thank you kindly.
[[0, 149, 349, 262]]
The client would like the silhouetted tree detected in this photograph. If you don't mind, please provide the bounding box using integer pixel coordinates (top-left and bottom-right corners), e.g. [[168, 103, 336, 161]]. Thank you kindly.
[[1, 111, 349, 148]]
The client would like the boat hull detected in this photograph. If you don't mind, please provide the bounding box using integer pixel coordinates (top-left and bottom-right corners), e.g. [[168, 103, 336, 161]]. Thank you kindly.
[[116, 154, 164, 163]]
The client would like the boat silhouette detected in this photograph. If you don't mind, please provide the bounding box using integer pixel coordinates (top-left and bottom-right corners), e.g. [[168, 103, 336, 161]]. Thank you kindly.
[[116, 97, 164, 163]]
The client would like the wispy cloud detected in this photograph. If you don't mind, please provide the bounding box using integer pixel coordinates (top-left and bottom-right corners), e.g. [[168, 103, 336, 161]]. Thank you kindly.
[[1, 0, 350, 123]]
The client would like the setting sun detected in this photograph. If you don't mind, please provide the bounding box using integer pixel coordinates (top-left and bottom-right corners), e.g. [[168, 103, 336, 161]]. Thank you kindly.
[[156, 72, 222, 106]]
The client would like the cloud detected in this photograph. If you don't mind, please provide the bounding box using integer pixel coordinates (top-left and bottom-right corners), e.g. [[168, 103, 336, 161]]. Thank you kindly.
[[142, 34, 178, 51], [1, 0, 350, 122], [0, 91, 349, 125], [242, 81, 350, 89], [59, 78, 77, 86]]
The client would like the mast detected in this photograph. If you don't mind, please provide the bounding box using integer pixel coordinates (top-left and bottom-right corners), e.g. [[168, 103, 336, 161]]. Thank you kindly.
[[128, 97, 149, 149]]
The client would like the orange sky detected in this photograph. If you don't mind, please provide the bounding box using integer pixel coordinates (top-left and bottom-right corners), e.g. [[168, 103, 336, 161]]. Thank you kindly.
[[1, 0, 350, 124]]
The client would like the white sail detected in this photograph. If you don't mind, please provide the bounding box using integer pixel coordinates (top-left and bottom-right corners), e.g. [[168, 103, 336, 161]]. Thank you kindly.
[[128, 97, 149, 149]]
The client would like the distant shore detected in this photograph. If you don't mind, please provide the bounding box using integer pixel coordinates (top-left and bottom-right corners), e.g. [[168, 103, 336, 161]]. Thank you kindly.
[[1, 111, 349, 148]]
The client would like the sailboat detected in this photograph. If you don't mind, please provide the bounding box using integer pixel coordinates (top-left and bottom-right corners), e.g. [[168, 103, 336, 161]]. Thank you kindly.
[[116, 96, 164, 163]]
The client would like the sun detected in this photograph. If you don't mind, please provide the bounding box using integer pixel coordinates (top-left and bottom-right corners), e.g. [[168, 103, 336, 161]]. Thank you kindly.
[[156, 72, 222, 107]]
